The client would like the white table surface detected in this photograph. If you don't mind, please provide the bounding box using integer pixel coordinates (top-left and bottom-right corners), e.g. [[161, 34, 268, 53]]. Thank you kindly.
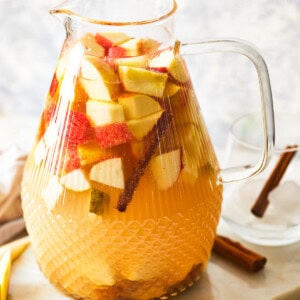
[[9, 220, 300, 300]]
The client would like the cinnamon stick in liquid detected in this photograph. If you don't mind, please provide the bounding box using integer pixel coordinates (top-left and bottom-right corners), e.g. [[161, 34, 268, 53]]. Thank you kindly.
[[251, 145, 298, 218]]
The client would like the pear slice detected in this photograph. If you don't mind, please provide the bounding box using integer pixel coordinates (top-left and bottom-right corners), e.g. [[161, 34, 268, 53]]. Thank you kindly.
[[149, 49, 189, 83], [118, 66, 168, 98], [126, 111, 163, 140], [86, 99, 125, 126], [118, 93, 162, 120], [89, 157, 124, 189], [60, 169, 91, 192], [0, 250, 11, 300], [80, 55, 120, 101], [150, 149, 182, 190]]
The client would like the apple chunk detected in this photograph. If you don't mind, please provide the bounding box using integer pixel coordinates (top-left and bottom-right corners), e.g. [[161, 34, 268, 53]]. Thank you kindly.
[[118, 93, 162, 120], [60, 169, 91, 191], [89, 157, 125, 189], [86, 99, 125, 127], [80, 33, 105, 57], [126, 111, 163, 140], [150, 149, 182, 190], [118, 66, 168, 98], [149, 49, 189, 83], [80, 55, 120, 101]]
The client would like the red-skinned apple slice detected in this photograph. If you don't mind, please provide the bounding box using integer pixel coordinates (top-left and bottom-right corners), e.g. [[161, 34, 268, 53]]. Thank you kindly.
[[149, 49, 189, 83]]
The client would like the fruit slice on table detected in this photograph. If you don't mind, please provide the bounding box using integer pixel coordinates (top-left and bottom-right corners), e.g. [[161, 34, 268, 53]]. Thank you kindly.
[[80, 33, 105, 57], [89, 188, 110, 216], [89, 157, 124, 189], [150, 149, 182, 190], [86, 99, 125, 127], [60, 169, 91, 192], [80, 55, 120, 101], [118, 93, 162, 120], [126, 110, 163, 140], [149, 49, 189, 83], [0, 250, 11, 300], [94, 122, 134, 148], [118, 66, 168, 98], [0, 237, 30, 263]]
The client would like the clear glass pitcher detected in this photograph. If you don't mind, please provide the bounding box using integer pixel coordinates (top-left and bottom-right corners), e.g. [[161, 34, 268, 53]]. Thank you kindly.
[[21, 0, 275, 299]]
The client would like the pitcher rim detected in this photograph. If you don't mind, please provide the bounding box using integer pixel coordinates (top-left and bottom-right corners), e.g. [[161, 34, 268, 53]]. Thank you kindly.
[[50, 0, 177, 26]]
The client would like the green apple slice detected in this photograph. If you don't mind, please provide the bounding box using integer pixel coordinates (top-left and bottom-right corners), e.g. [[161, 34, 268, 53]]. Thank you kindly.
[[126, 110, 163, 140], [60, 169, 91, 191], [118, 93, 162, 120], [86, 99, 125, 126], [150, 149, 182, 190], [80, 55, 120, 101], [0, 250, 11, 300], [89, 157, 124, 189], [118, 66, 168, 98]]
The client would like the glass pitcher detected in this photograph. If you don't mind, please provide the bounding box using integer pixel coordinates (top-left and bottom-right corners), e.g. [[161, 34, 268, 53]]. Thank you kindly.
[[21, 0, 274, 299]]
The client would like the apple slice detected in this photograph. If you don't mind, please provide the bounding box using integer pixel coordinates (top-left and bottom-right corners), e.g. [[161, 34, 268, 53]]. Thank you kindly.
[[81, 33, 105, 57], [60, 169, 91, 191], [80, 55, 120, 101], [0, 250, 11, 300], [118, 66, 168, 98], [163, 81, 180, 97], [117, 38, 142, 56], [149, 49, 189, 83], [94, 122, 134, 148], [86, 99, 125, 127], [89, 157, 124, 189], [115, 55, 146, 68], [118, 93, 162, 120], [95, 32, 131, 48], [126, 110, 163, 140], [42, 175, 64, 210], [150, 149, 182, 190]]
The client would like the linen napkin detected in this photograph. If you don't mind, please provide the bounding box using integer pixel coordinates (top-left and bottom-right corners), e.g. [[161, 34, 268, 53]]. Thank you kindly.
[[0, 145, 27, 245]]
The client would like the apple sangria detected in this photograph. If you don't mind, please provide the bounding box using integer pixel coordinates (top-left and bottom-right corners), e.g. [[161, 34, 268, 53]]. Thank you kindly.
[[21, 31, 223, 299]]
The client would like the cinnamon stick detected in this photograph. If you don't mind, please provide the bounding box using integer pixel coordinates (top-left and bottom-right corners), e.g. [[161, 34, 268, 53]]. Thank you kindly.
[[117, 111, 173, 212], [251, 145, 298, 217], [213, 235, 267, 272]]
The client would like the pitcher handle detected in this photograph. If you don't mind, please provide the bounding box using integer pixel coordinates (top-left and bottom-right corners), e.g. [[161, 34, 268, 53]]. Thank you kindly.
[[181, 39, 275, 183]]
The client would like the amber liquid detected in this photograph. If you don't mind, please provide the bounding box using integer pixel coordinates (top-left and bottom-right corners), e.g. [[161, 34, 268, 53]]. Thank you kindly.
[[21, 34, 223, 300]]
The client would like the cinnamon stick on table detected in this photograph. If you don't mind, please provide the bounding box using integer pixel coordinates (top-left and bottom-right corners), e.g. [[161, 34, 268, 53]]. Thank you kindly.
[[251, 145, 298, 218], [213, 235, 267, 272]]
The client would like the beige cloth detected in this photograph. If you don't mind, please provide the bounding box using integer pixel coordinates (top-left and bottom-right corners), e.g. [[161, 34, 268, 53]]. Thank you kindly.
[[0, 146, 27, 245]]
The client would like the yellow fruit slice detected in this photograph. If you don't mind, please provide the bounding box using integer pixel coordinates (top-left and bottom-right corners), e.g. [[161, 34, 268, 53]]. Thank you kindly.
[[118, 93, 161, 120], [0, 236, 30, 263], [0, 250, 11, 300], [126, 111, 163, 140], [118, 66, 168, 98]]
